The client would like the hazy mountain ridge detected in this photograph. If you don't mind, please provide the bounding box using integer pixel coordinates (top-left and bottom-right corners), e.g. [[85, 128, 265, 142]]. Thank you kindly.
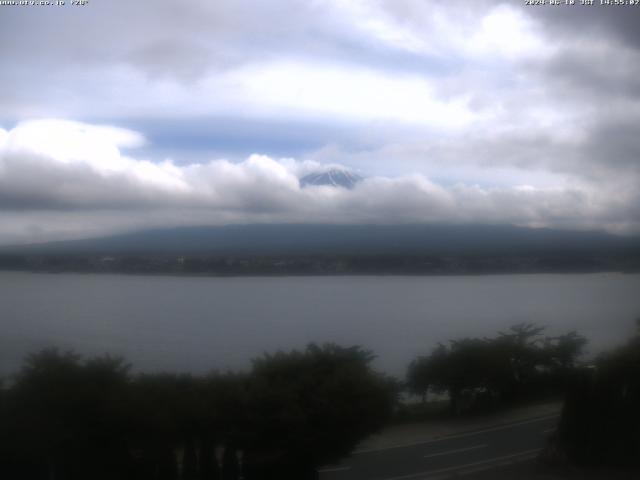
[[3, 224, 638, 257]]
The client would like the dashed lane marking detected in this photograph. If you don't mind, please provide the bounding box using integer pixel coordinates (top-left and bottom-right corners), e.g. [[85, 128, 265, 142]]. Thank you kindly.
[[354, 414, 559, 455], [423, 444, 487, 459], [317, 466, 352, 473]]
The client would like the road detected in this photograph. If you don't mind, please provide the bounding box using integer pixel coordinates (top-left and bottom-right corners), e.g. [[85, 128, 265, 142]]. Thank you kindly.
[[318, 414, 558, 480]]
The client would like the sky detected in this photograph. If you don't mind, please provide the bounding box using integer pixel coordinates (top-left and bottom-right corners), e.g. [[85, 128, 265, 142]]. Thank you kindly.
[[0, 0, 639, 244]]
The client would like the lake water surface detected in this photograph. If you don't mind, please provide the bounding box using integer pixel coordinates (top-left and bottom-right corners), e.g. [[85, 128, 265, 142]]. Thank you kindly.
[[1, 271, 639, 377]]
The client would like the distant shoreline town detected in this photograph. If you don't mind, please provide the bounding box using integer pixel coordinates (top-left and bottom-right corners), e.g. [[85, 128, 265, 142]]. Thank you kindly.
[[1, 251, 638, 276]]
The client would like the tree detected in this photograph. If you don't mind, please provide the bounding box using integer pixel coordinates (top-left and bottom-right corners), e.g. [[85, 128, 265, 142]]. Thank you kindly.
[[407, 323, 588, 415], [6, 349, 132, 480], [243, 344, 397, 479], [557, 327, 640, 468], [406, 343, 450, 403], [543, 331, 588, 371]]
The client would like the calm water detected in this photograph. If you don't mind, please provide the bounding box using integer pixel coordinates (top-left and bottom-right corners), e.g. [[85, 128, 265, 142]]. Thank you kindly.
[[1, 271, 639, 377]]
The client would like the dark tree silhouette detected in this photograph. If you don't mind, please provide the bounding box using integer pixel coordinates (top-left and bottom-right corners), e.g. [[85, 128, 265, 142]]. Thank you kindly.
[[406, 324, 588, 414], [0, 344, 397, 480], [557, 325, 640, 468], [243, 343, 397, 479], [5, 349, 131, 480]]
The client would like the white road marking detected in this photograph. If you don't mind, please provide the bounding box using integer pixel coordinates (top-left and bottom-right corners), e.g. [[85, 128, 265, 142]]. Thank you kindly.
[[354, 414, 559, 455], [423, 444, 487, 459], [317, 466, 351, 473], [380, 448, 541, 480], [542, 428, 555, 433]]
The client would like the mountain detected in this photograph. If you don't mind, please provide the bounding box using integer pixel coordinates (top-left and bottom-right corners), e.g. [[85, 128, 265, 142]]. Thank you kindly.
[[299, 169, 362, 189], [3, 224, 638, 257]]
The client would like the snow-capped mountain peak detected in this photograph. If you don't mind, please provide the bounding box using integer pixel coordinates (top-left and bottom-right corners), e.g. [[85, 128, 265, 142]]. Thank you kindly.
[[299, 169, 362, 189]]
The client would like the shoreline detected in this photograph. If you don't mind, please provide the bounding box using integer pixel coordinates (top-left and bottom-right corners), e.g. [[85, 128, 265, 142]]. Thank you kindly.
[[0, 268, 636, 278]]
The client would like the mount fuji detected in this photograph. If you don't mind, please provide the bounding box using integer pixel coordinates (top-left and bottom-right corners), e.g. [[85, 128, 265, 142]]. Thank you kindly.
[[299, 168, 362, 189]]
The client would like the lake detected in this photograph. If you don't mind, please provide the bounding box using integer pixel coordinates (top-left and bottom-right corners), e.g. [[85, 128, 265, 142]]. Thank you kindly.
[[1, 271, 639, 378]]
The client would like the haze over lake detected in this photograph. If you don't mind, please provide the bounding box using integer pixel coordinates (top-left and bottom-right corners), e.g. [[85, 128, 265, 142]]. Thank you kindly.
[[1, 271, 639, 378]]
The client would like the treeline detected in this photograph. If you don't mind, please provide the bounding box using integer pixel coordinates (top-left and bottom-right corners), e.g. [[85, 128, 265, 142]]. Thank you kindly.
[[406, 323, 587, 414], [404, 321, 640, 469], [2, 323, 637, 479], [0, 344, 397, 480]]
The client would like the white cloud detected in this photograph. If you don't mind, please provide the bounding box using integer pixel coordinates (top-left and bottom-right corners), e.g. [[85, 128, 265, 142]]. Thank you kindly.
[[221, 61, 477, 127], [328, 0, 434, 55], [4, 119, 146, 163], [467, 5, 552, 60], [0, 1, 548, 126], [0, 119, 636, 244]]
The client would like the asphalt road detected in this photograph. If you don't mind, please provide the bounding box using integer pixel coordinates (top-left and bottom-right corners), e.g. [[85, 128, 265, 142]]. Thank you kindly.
[[318, 414, 559, 480]]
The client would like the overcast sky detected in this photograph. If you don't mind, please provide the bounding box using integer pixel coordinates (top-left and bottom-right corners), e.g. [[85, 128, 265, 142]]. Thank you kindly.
[[0, 0, 639, 244]]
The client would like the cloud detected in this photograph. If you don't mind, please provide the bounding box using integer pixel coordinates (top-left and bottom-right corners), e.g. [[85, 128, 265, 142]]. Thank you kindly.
[[220, 60, 478, 127], [1, 1, 639, 244], [0, 119, 637, 244], [0, 1, 552, 122]]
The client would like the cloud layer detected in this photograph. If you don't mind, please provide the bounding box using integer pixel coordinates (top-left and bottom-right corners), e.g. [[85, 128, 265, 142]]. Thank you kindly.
[[0, 119, 635, 245]]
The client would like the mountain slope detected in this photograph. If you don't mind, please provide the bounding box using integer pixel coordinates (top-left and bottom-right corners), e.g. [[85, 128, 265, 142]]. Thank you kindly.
[[3, 224, 638, 257]]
